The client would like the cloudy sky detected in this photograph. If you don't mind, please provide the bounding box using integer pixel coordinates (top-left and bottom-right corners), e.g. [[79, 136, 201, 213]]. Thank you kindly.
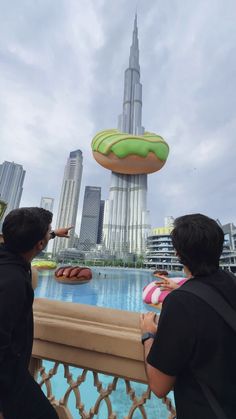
[[1, 0, 236, 232]]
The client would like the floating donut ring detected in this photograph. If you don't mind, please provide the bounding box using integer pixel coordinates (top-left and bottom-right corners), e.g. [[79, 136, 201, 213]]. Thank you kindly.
[[91, 129, 169, 175], [142, 278, 187, 306], [32, 260, 57, 270], [54, 266, 92, 284]]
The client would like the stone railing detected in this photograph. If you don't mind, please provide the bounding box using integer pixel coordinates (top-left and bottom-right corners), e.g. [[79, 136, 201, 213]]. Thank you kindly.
[[30, 299, 176, 419]]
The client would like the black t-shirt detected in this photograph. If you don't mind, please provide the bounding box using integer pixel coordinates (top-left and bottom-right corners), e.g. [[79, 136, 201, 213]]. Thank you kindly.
[[0, 245, 34, 410], [147, 269, 236, 419]]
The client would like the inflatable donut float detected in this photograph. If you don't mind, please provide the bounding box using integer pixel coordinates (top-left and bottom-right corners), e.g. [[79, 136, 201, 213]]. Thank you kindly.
[[91, 129, 169, 175], [54, 266, 92, 284], [32, 260, 57, 271], [142, 278, 187, 306]]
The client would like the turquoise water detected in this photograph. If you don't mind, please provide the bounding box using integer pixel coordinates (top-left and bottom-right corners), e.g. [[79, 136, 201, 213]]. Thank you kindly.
[[35, 267, 161, 311], [35, 267, 177, 418]]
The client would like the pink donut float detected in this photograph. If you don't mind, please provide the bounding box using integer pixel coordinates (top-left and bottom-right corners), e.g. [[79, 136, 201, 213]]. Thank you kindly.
[[142, 278, 187, 305]]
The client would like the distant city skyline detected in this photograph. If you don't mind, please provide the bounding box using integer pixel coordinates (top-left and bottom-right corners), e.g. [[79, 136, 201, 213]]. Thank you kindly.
[[0, 161, 25, 230], [0, 1, 235, 228], [53, 150, 83, 255]]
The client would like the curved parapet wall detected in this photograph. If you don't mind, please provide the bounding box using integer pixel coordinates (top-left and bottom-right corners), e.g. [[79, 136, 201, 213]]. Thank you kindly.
[[91, 129, 169, 175], [54, 266, 92, 284], [31, 299, 176, 418]]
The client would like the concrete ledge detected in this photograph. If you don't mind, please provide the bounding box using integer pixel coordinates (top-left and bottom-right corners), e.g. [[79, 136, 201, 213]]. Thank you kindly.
[[33, 298, 147, 382]]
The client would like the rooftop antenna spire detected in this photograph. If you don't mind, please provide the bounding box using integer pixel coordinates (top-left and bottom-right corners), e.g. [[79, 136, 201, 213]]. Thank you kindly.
[[134, 9, 137, 28], [118, 11, 143, 134], [129, 11, 139, 71]]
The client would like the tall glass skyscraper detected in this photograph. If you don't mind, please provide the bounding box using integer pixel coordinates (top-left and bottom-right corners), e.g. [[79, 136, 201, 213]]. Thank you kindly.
[[97, 200, 105, 245], [79, 186, 101, 251], [0, 161, 25, 230], [53, 150, 83, 255], [102, 15, 150, 256]]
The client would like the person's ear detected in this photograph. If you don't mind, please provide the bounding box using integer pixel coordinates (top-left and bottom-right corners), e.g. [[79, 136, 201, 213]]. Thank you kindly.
[[35, 240, 44, 252]]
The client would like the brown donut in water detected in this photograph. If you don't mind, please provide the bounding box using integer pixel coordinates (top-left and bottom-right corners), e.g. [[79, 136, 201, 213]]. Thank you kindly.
[[69, 267, 82, 278], [77, 268, 92, 280]]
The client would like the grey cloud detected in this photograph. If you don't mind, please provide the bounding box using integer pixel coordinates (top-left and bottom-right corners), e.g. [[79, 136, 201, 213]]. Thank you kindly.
[[0, 0, 236, 232]]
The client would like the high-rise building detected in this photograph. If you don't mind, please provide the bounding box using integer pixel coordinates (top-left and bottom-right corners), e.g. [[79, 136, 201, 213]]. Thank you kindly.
[[97, 200, 105, 244], [164, 216, 175, 229], [40, 197, 54, 212], [92, 15, 169, 257], [102, 15, 150, 256], [147, 219, 236, 273], [144, 231, 181, 271], [53, 150, 83, 255], [40, 197, 54, 252], [0, 161, 25, 229], [79, 186, 101, 251], [219, 221, 236, 273]]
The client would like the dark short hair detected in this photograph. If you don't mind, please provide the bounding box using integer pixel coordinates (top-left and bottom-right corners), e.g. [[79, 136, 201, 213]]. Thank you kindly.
[[153, 270, 169, 276], [171, 214, 224, 276], [2, 207, 53, 253]]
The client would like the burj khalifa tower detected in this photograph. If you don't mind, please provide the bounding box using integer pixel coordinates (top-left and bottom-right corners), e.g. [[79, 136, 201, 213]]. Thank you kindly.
[[92, 15, 169, 256], [103, 15, 150, 256]]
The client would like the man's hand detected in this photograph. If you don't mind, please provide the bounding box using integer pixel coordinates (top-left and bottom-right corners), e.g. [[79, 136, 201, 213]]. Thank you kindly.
[[54, 226, 73, 238], [140, 312, 176, 398], [155, 276, 179, 291], [0, 412, 4, 419], [140, 311, 158, 335]]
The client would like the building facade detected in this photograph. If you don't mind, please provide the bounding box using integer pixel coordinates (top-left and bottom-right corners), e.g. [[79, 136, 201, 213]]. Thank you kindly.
[[39, 197, 54, 252], [144, 231, 182, 272], [53, 150, 83, 255], [102, 16, 150, 256], [220, 222, 236, 273], [0, 161, 25, 230], [40, 197, 54, 212], [146, 219, 236, 273], [97, 200, 105, 245], [164, 216, 175, 229], [57, 248, 84, 263], [79, 186, 101, 251]]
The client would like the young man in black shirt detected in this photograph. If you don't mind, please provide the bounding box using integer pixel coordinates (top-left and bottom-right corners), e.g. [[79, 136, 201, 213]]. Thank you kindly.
[[0, 207, 71, 419], [140, 213, 236, 419]]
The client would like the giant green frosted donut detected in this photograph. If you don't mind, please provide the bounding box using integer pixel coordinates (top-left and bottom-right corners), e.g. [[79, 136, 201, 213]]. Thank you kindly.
[[32, 260, 57, 270], [91, 129, 169, 174]]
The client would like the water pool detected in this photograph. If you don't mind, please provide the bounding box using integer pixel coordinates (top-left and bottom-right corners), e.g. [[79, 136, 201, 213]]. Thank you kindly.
[[35, 267, 160, 312], [35, 267, 177, 418]]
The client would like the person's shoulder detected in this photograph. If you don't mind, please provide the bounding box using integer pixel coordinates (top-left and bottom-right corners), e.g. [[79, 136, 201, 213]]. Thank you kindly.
[[159, 286, 198, 330], [162, 281, 200, 310]]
